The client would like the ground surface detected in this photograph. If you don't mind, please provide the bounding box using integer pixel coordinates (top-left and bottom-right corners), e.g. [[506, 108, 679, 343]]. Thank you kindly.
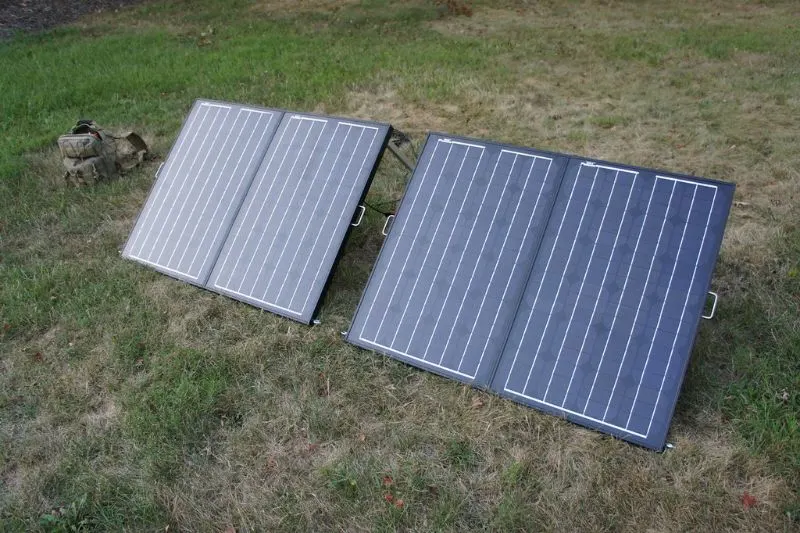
[[0, 0, 143, 39], [0, 0, 798, 531]]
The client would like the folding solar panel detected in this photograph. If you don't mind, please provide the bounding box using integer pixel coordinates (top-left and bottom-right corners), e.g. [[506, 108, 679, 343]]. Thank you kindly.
[[124, 100, 391, 324], [123, 100, 282, 284], [348, 133, 734, 450], [208, 114, 391, 322]]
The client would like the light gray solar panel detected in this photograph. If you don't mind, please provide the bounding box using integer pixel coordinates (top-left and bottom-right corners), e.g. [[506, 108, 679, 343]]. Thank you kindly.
[[208, 113, 391, 323], [123, 100, 282, 284], [348, 135, 569, 385]]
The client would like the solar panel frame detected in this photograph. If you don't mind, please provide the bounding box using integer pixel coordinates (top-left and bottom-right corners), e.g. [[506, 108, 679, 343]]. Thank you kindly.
[[206, 111, 392, 324], [347, 132, 734, 450], [122, 99, 283, 286]]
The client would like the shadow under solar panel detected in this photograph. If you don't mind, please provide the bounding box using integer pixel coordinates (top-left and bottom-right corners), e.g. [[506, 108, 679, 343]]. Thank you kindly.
[[348, 133, 734, 450]]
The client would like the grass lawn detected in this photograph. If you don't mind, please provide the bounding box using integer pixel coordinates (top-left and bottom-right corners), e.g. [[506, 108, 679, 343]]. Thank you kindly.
[[1, 0, 798, 530]]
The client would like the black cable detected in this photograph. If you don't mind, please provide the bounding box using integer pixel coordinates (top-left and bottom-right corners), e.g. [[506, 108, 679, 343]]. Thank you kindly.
[[363, 200, 395, 217]]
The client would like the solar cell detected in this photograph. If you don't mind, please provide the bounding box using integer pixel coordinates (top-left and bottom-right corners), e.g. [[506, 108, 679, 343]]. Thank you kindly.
[[208, 113, 391, 323], [348, 135, 569, 385], [348, 133, 734, 450], [123, 100, 282, 284]]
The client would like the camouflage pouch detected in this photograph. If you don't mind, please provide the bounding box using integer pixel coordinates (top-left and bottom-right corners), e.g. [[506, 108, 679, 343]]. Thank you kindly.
[[58, 120, 149, 186]]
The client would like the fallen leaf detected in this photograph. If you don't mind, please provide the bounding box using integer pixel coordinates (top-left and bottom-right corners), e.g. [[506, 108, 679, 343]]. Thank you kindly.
[[395, 498, 405, 509], [223, 527, 235, 533], [427, 485, 439, 496], [2, 323, 11, 332], [307, 442, 319, 453], [32, 352, 44, 362], [741, 491, 757, 510], [357, 433, 366, 442], [382, 475, 393, 487], [471, 397, 485, 409], [135, 358, 144, 367]]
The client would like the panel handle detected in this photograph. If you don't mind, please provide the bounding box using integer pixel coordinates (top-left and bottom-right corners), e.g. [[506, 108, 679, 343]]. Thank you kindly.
[[702, 291, 718, 320], [351, 205, 366, 227], [381, 214, 395, 236]]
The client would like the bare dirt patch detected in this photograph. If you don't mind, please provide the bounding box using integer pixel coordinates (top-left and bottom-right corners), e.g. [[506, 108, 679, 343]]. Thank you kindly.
[[0, 0, 145, 38]]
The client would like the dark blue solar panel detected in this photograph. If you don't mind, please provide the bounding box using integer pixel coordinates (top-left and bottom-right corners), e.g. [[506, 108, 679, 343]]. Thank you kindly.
[[348, 135, 569, 386], [492, 159, 733, 449], [348, 133, 735, 450]]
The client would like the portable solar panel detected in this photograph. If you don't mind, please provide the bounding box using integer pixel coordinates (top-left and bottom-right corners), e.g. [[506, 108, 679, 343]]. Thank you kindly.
[[124, 100, 391, 324], [348, 133, 734, 450], [123, 100, 282, 284], [208, 114, 391, 322]]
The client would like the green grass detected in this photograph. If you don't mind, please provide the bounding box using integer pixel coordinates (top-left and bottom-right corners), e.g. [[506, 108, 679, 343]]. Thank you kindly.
[[1, 0, 799, 530]]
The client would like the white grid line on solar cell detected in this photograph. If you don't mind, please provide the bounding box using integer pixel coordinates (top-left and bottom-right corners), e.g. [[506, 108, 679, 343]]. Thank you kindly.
[[270, 123, 346, 303], [141, 105, 226, 266], [656, 174, 718, 189], [502, 164, 586, 392], [434, 151, 553, 371], [296, 125, 380, 311], [519, 164, 600, 395], [126, 103, 213, 264], [502, 388, 648, 438], [213, 286, 303, 316], [400, 146, 485, 353], [624, 184, 698, 428], [125, 103, 278, 280], [386, 142, 462, 347], [354, 338, 476, 379], [357, 140, 485, 369], [259, 122, 346, 300], [212, 118, 379, 316], [357, 139, 447, 343], [213, 115, 316, 290], [447, 152, 552, 375], [578, 176, 658, 413], [154, 106, 233, 266], [600, 180, 677, 421], [368, 140, 458, 344], [167, 108, 247, 273], [644, 186, 717, 435], [471, 157, 554, 377], [181, 109, 276, 277], [359, 143, 554, 380], [559, 171, 638, 405], [233, 117, 320, 293], [540, 169, 622, 402], [245, 121, 328, 297], [438, 151, 528, 370], [503, 174, 717, 438], [278, 123, 377, 309], [440, 138, 487, 150]]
